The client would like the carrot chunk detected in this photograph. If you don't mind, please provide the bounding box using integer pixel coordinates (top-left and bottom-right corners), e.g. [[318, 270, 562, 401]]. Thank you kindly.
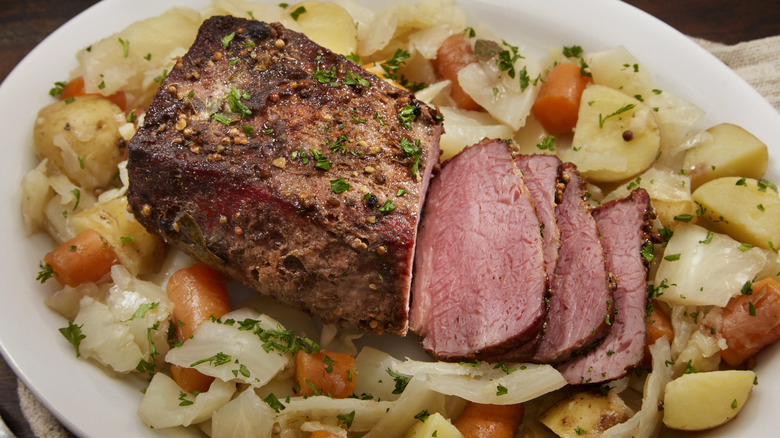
[[644, 301, 674, 363], [295, 350, 357, 398], [531, 62, 592, 134], [432, 34, 482, 111], [453, 402, 524, 438], [60, 76, 127, 110], [167, 263, 230, 393], [720, 278, 780, 367], [42, 229, 117, 287]]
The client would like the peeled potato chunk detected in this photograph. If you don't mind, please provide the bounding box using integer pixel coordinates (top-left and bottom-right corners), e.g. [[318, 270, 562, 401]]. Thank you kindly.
[[69, 196, 167, 276], [404, 412, 463, 438], [540, 390, 632, 437], [561, 85, 660, 183], [287, 2, 357, 56], [663, 370, 755, 431], [683, 123, 769, 190], [692, 176, 780, 250]]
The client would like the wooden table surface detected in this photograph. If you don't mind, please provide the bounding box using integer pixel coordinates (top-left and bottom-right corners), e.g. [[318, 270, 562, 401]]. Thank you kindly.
[[1, 0, 778, 437]]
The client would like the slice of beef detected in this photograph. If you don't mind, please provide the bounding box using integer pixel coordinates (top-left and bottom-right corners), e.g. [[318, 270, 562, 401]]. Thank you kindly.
[[533, 163, 616, 363], [409, 139, 547, 361], [515, 154, 563, 279], [559, 189, 656, 384], [126, 16, 442, 335]]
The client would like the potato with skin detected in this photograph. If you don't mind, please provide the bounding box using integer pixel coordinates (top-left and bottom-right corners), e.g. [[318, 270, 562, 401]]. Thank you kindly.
[[539, 390, 632, 437], [692, 176, 780, 250], [683, 123, 769, 190], [561, 85, 660, 183], [69, 196, 166, 276], [34, 96, 126, 191], [663, 370, 755, 431]]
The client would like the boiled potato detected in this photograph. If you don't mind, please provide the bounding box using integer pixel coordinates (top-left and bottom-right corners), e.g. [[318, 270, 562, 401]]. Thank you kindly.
[[683, 123, 769, 190], [653, 199, 698, 230], [286, 2, 357, 56], [34, 96, 126, 191], [561, 85, 660, 183], [586, 45, 654, 98], [692, 177, 780, 250], [404, 412, 463, 438], [663, 370, 755, 431], [70, 196, 167, 276], [539, 390, 633, 437]]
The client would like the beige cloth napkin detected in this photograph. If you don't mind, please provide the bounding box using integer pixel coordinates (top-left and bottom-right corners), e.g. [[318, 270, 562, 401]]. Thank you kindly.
[[15, 35, 780, 438]]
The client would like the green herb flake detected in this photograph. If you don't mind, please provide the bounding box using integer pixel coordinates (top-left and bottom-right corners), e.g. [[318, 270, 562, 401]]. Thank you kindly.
[[313, 65, 338, 84], [120, 236, 135, 243], [673, 214, 694, 223], [214, 113, 232, 125], [190, 352, 232, 368], [386, 368, 410, 394], [641, 243, 655, 262], [323, 355, 336, 373], [699, 230, 714, 244], [127, 109, 138, 123], [221, 32, 236, 49], [379, 199, 396, 213], [735, 177, 747, 186], [144, 53, 152, 61], [71, 188, 81, 210], [178, 391, 194, 406], [396, 188, 408, 197], [563, 45, 584, 58], [414, 409, 430, 422], [290, 6, 307, 21], [575, 426, 586, 435], [399, 137, 423, 176], [263, 393, 286, 412], [343, 70, 370, 87], [49, 81, 66, 97], [128, 302, 159, 321], [496, 383, 508, 396], [153, 68, 168, 84], [398, 104, 417, 130], [338, 410, 356, 428], [59, 321, 86, 357], [536, 135, 556, 151], [118, 37, 130, 57], [663, 253, 681, 262], [346, 52, 362, 64], [599, 104, 635, 128], [683, 360, 700, 374], [749, 301, 757, 316], [758, 179, 778, 193], [738, 243, 754, 252]]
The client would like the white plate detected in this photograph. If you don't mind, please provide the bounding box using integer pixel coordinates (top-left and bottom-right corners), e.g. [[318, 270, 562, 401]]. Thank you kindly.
[[1, 0, 779, 437]]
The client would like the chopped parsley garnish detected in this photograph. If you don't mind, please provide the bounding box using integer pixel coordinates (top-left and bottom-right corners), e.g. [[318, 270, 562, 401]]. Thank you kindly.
[[699, 230, 714, 244], [598, 104, 635, 128], [640, 243, 655, 262], [178, 391, 194, 406], [741, 280, 753, 295], [380, 49, 411, 83], [322, 355, 337, 373], [673, 214, 694, 223], [398, 104, 417, 129], [224, 85, 252, 118], [386, 368, 410, 394], [663, 254, 681, 262], [379, 199, 396, 213], [346, 52, 362, 64], [242, 125, 256, 136], [414, 409, 430, 422], [59, 321, 86, 357], [735, 177, 747, 186], [231, 318, 320, 354], [562, 45, 584, 58], [71, 188, 81, 210], [37, 262, 54, 283], [49, 81, 66, 97], [626, 176, 641, 190], [221, 32, 236, 49], [399, 137, 423, 176], [683, 360, 699, 374], [128, 302, 159, 321], [153, 68, 168, 84], [313, 65, 338, 84], [214, 113, 232, 125], [290, 6, 307, 21], [343, 70, 370, 87], [396, 188, 407, 197], [338, 410, 356, 428], [120, 236, 134, 243], [263, 393, 286, 412], [496, 383, 508, 396], [757, 178, 778, 193], [330, 178, 350, 194], [126, 109, 138, 123], [233, 363, 251, 378], [496, 40, 523, 79], [327, 134, 349, 153], [118, 37, 130, 57], [749, 301, 757, 316], [190, 352, 232, 367], [536, 135, 555, 151], [310, 149, 331, 170]]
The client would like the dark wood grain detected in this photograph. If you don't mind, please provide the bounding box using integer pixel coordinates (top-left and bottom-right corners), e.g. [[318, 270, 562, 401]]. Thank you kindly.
[[0, 1, 777, 437]]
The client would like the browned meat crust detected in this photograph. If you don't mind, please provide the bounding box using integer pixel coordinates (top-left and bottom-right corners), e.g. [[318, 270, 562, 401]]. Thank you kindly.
[[127, 16, 442, 335]]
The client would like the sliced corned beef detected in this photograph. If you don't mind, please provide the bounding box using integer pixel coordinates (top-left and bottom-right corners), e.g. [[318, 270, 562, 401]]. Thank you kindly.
[[559, 189, 656, 384], [533, 162, 616, 363], [409, 139, 547, 361], [516, 154, 563, 279]]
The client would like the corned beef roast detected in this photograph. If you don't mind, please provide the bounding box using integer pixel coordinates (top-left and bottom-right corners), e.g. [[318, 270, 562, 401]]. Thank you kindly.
[[409, 139, 548, 361], [533, 163, 616, 363], [559, 189, 657, 384], [127, 16, 442, 335]]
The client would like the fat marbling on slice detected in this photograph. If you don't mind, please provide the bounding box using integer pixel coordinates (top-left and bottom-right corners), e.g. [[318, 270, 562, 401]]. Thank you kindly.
[[559, 189, 656, 384], [127, 16, 442, 335], [410, 139, 547, 361], [533, 162, 616, 363], [516, 154, 563, 279]]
